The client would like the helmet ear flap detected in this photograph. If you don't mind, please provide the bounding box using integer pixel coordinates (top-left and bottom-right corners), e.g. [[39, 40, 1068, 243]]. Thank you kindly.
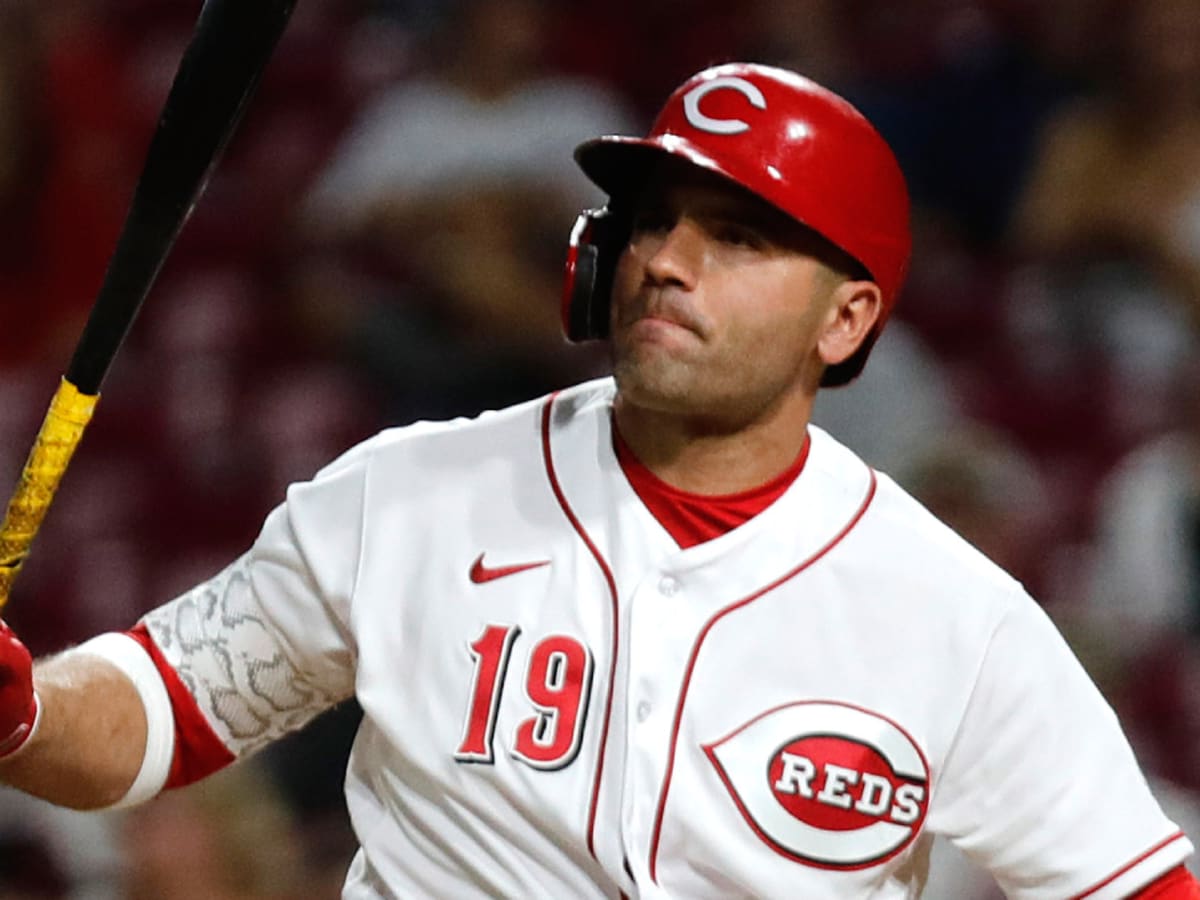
[[561, 206, 629, 342]]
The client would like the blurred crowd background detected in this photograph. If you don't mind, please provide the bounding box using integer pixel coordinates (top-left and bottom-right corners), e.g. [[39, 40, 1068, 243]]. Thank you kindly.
[[1, 0, 1199, 896]]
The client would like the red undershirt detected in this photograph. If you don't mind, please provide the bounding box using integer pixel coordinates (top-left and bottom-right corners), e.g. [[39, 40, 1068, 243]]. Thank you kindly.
[[1138, 865, 1200, 899], [612, 425, 811, 548]]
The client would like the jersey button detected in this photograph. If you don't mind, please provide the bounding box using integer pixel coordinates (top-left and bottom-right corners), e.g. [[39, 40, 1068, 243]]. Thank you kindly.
[[636, 701, 652, 722], [658, 576, 680, 597]]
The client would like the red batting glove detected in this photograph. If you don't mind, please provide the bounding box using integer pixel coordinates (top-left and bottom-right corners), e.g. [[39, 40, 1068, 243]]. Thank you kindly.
[[0, 619, 38, 758]]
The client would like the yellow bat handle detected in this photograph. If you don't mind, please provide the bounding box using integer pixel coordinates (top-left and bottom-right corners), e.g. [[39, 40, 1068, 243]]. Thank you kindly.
[[0, 379, 99, 610]]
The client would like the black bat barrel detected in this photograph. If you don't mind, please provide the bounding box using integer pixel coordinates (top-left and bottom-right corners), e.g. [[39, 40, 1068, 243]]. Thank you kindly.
[[66, 0, 297, 395]]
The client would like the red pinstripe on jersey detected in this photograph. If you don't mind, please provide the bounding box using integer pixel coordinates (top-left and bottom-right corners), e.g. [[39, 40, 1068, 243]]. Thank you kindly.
[[541, 393, 621, 861]]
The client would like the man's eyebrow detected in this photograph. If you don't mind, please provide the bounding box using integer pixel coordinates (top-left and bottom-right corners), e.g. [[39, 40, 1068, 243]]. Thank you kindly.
[[701, 199, 804, 238], [631, 183, 797, 235]]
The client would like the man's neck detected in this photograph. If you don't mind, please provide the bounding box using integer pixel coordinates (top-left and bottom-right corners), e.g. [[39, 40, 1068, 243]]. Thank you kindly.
[[612, 393, 815, 495]]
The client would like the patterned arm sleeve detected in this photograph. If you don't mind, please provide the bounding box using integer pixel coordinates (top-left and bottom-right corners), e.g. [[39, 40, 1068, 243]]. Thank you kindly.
[[140, 554, 351, 761], [140, 447, 368, 764]]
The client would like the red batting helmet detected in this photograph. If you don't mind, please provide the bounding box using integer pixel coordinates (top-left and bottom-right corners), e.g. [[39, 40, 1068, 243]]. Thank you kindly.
[[561, 62, 911, 386]]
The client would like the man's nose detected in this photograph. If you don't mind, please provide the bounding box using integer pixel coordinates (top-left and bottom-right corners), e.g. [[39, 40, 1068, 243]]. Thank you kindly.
[[639, 219, 704, 290]]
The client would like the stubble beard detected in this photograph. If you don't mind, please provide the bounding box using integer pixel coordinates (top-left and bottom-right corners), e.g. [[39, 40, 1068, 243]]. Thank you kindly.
[[613, 334, 816, 435], [611, 339, 765, 430], [611, 338, 705, 416]]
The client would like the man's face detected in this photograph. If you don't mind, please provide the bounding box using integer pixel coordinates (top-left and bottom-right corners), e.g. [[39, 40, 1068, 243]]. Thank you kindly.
[[610, 163, 844, 430]]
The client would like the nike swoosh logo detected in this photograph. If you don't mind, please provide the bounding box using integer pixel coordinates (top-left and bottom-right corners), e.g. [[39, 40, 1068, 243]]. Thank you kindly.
[[469, 553, 551, 584]]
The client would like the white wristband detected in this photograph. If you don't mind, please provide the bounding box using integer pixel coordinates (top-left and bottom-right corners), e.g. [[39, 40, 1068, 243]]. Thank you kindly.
[[25, 689, 42, 747], [70, 632, 176, 809]]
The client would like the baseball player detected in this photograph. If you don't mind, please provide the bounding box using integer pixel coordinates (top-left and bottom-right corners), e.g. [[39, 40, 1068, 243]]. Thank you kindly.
[[0, 62, 1196, 898]]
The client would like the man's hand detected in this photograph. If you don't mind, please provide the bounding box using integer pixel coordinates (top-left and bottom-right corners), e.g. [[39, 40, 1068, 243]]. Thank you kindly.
[[0, 620, 37, 757]]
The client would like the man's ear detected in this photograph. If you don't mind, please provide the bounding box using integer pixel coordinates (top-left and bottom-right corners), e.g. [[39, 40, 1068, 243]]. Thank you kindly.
[[817, 280, 883, 367]]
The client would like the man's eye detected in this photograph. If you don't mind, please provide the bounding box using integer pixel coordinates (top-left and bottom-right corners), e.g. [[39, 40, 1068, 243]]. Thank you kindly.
[[713, 223, 761, 247], [632, 210, 673, 233]]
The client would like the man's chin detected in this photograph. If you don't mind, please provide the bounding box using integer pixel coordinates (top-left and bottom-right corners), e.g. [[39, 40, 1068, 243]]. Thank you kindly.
[[612, 357, 703, 414]]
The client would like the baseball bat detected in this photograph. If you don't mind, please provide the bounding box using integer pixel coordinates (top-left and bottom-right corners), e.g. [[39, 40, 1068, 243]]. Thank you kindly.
[[0, 0, 299, 609]]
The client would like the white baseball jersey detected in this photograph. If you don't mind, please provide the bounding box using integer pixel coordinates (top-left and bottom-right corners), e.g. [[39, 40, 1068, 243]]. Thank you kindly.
[[138, 377, 1191, 898]]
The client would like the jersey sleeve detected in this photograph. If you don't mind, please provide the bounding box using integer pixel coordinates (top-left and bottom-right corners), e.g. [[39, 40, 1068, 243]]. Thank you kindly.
[[138, 447, 368, 762], [932, 590, 1193, 899]]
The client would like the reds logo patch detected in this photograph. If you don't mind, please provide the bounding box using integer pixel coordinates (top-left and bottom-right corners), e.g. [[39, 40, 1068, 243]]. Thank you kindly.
[[703, 701, 930, 869]]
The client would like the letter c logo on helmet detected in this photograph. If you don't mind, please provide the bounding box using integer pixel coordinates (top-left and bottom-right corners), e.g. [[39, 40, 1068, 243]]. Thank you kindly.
[[682, 77, 768, 135]]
